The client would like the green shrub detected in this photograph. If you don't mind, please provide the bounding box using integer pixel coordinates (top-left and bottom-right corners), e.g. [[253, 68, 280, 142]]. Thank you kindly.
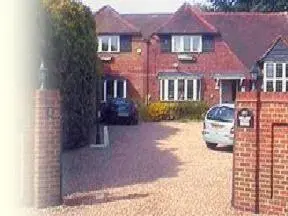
[[137, 102, 151, 122], [146, 101, 209, 121]]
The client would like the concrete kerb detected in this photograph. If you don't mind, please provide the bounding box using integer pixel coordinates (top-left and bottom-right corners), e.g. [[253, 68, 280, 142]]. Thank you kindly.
[[90, 126, 110, 148]]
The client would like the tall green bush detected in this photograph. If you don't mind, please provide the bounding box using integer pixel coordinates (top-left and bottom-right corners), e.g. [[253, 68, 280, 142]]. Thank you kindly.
[[40, 0, 99, 149]]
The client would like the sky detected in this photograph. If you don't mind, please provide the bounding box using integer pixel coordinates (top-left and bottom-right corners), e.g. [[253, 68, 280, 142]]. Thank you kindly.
[[81, 0, 210, 13]]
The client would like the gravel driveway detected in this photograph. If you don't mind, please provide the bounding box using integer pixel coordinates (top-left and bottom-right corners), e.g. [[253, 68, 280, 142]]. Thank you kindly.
[[25, 122, 256, 216]]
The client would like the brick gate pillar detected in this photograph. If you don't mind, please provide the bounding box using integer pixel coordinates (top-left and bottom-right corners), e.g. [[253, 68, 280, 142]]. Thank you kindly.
[[34, 90, 61, 208], [232, 92, 258, 212], [233, 92, 288, 215]]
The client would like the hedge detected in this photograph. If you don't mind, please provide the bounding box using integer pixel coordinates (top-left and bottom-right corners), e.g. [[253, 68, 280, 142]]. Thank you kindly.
[[138, 101, 209, 121]]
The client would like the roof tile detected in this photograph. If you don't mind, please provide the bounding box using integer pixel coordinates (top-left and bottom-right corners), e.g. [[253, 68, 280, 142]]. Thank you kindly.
[[95, 5, 140, 35]]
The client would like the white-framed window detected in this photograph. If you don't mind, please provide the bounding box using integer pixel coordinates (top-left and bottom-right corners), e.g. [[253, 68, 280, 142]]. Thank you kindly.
[[171, 35, 202, 53], [98, 35, 120, 52], [263, 62, 288, 92], [102, 79, 127, 101], [160, 78, 201, 101]]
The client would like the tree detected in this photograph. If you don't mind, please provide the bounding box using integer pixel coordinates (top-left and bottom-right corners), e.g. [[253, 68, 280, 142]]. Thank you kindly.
[[39, 0, 100, 149], [209, 0, 288, 12]]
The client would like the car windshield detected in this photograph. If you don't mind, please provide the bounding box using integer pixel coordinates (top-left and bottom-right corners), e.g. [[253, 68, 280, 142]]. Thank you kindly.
[[111, 98, 128, 105], [207, 106, 234, 123]]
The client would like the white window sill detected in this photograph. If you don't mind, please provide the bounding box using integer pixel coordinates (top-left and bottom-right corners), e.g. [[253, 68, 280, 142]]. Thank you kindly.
[[98, 51, 120, 54]]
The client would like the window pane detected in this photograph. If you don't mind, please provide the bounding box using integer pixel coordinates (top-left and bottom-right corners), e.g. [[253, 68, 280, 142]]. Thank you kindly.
[[178, 79, 185, 100], [111, 36, 119, 52], [161, 80, 165, 100], [173, 36, 181, 52], [266, 81, 273, 92], [101, 36, 109, 52], [276, 80, 282, 92], [286, 63, 288, 78], [117, 80, 124, 98], [106, 80, 114, 98], [266, 63, 274, 78], [183, 36, 191, 52], [286, 81, 288, 92], [276, 63, 283, 78], [102, 80, 105, 100], [168, 80, 174, 100], [187, 80, 193, 99], [192, 36, 200, 52], [197, 79, 201, 100]]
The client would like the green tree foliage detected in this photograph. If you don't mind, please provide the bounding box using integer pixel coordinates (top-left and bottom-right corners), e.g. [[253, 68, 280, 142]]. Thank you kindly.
[[39, 0, 99, 149], [209, 0, 288, 12]]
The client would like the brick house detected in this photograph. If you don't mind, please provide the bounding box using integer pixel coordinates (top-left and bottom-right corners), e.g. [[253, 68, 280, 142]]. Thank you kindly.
[[95, 3, 288, 105]]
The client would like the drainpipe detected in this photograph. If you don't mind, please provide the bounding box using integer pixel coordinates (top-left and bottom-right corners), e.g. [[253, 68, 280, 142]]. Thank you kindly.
[[255, 79, 261, 214], [146, 40, 150, 105]]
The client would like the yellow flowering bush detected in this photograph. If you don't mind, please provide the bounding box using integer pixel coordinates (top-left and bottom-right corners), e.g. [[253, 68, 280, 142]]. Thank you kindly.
[[145, 101, 209, 121]]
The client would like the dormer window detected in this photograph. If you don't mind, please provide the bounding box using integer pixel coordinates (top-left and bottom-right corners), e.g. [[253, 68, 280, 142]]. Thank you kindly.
[[172, 35, 202, 53], [98, 35, 120, 52]]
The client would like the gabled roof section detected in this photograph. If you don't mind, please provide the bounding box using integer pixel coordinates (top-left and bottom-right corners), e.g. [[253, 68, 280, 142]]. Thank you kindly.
[[259, 35, 288, 61], [95, 5, 141, 35], [156, 3, 218, 34], [203, 12, 288, 69]]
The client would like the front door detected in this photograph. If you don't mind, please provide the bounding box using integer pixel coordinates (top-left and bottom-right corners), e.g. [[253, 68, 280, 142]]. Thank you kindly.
[[221, 80, 239, 103]]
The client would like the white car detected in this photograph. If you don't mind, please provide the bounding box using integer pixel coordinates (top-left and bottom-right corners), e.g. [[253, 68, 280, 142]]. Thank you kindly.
[[202, 103, 235, 149]]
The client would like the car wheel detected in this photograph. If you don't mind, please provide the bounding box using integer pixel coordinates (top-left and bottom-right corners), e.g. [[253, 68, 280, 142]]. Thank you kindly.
[[206, 142, 217, 149]]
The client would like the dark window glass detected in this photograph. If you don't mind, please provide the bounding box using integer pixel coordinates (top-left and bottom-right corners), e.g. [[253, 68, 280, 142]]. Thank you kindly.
[[187, 80, 193, 99], [101, 36, 109, 52], [107, 80, 114, 99], [178, 79, 185, 100], [202, 35, 214, 52], [266, 81, 273, 92], [276, 63, 283, 78], [161, 80, 165, 100], [111, 36, 119, 52], [168, 80, 174, 100], [197, 79, 201, 100], [286, 63, 288, 78], [120, 35, 132, 52], [266, 63, 274, 78], [160, 35, 171, 53], [276, 80, 282, 92], [117, 80, 124, 98], [286, 81, 288, 92], [102, 80, 105, 100]]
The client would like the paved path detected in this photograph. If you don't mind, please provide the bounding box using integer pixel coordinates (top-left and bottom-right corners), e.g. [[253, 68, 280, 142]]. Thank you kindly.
[[25, 122, 257, 216]]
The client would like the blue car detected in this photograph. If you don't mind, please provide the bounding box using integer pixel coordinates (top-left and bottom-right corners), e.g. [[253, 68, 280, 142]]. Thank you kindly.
[[101, 98, 139, 125]]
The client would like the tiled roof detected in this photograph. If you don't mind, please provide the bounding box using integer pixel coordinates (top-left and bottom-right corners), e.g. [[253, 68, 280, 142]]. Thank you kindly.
[[155, 3, 218, 34], [203, 12, 288, 68], [95, 4, 288, 69], [121, 14, 172, 39], [95, 5, 140, 35]]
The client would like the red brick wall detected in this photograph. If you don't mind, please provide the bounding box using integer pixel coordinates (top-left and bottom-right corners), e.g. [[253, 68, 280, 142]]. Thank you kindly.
[[148, 36, 248, 105], [34, 90, 61, 208], [99, 36, 148, 102], [101, 35, 249, 105], [233, 92, 288, 215]]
